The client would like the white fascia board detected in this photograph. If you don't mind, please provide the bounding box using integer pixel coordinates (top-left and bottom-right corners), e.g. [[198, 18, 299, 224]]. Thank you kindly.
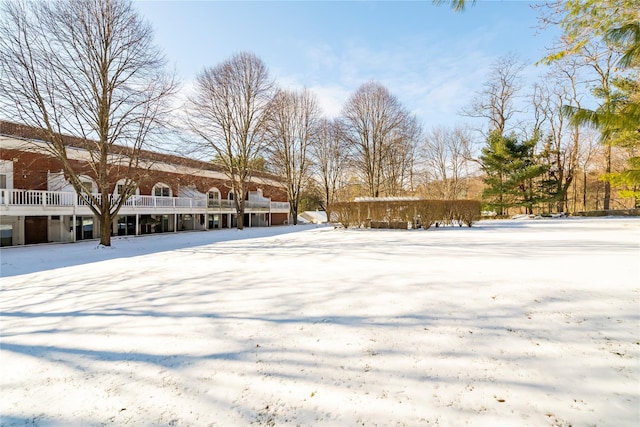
[[0, 135, 44, 152], [138, 159, 230, 181]]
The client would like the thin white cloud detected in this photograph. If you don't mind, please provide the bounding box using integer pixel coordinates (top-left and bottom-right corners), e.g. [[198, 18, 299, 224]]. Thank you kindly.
[[173, 21, 543, 132], [309, 84, 352, 118], [280, 34, 501, 127]]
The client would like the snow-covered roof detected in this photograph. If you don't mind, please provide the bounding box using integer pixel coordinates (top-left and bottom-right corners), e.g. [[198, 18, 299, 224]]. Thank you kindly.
[[298, 210, 328, 224]]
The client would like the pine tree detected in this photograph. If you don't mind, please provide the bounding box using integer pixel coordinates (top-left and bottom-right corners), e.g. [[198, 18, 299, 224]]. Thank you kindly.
[[480, 131, 549, 215]]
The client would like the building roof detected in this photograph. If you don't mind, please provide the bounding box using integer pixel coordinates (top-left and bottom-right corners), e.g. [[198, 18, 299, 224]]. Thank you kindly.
[[0, 120, 286, 186]]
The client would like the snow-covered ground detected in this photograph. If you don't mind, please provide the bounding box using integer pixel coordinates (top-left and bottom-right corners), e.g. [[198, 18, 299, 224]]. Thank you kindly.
[[1, 217, 639, 427]]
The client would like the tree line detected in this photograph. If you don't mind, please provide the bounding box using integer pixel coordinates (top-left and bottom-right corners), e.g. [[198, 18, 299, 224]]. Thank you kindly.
[[1, 0, 637, 245]]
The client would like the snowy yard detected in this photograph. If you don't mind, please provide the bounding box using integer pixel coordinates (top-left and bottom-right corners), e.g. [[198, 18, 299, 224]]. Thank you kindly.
[[1, 217, 638, 427]]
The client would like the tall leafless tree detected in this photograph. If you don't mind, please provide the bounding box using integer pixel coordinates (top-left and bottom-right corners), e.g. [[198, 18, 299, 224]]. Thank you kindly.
[[186, 52, 274, 229], [422, 126, 473, 199], [575, 129, 603, 211], [571, 42, 619, 210], [462, 53, 526, 136], [381, 116, 421, 196], [264, 88, 320, 225], [342, 81, 420, 197], [0, 0, 177, 246], [533, 59, 584, 213], [311, 118, 349, 222]]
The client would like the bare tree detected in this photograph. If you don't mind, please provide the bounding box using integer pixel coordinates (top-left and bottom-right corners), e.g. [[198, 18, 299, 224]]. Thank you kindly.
[[0, 0, 177, 246], [381, 116, 421, 196], [576, 129, 604, 211], [533, 59, 585, 213], [264, 88, 320, 225], [186, 52, 274, 229], [573, 42, 619, 210], [422, 126, 473, 199], [311, 118, 349, 222], [539, 1, 626, 210], [462, 53, 526, 136], [342, 81, 420, 197]]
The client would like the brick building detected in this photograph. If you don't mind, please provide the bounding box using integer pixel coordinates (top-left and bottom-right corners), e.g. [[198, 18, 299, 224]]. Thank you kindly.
[[0, 121, 290, 246]]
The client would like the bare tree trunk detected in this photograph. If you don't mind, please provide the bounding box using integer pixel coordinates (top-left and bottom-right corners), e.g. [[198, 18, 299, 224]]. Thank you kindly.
[[583, 170, 588, 211], [290, 202, 298, 225], [100, 212, 113, 246], [236, 209, 245, 230], [604, 143, 612, 210]]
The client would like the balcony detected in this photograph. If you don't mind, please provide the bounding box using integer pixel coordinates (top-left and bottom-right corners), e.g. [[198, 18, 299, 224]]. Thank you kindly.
[[0, 189, 290, 216]]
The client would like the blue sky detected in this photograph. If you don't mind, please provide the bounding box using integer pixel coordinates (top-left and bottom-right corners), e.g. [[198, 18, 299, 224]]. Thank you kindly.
[[135, 1, 559, 130]]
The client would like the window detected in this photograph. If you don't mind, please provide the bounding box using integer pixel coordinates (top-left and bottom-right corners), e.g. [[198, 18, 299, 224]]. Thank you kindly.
[[0, 174, 6, 189], [207, 188, 220, 207], [81, 181, 93, 194], [0, 224, 12, 246], [76, 180, 94, 205], [114, 180, 138, 197], [75, 216, 93, 240], [154, 185, 171, 197]]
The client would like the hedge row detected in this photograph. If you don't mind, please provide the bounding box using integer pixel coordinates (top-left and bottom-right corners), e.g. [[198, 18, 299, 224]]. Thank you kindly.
[[332, 199, 481, 229]]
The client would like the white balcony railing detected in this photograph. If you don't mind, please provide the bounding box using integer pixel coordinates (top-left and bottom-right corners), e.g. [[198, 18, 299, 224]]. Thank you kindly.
[[207, 199, 236, 209], [270, 201, 290, 211], [0, 188, 289, 213]]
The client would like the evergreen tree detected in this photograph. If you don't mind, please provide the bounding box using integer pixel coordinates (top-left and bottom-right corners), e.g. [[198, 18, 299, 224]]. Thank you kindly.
[[510, 133, 551, 214], [480, 132, 512, 216], [480, 131, 549, 215], [537, 134, 566, 211]]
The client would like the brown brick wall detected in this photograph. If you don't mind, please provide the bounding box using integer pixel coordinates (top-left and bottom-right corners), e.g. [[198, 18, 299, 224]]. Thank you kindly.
[[1, 145, 288, 201], [1, 120, 289, 201], [270, 213, 289, 225]]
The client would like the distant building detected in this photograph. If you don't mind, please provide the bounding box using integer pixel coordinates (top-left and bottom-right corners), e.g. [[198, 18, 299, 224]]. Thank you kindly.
[[0, 121, 290, 246], [298, 211, 328, 224]]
